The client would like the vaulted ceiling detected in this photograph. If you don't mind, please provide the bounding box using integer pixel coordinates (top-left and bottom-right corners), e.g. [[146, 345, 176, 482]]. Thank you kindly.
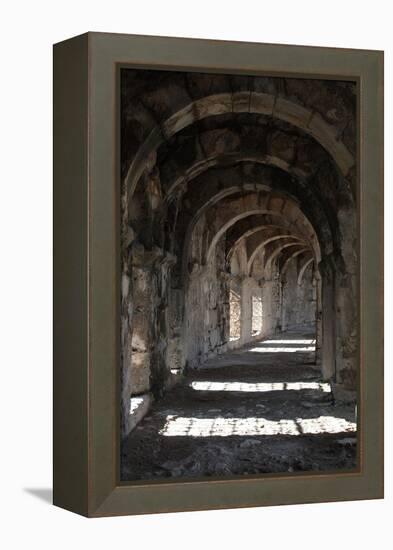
[[121, 69, 356, 283]]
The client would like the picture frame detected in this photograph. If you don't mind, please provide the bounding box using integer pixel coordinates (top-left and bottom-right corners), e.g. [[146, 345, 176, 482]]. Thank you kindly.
[[53, 32, 383, 517]]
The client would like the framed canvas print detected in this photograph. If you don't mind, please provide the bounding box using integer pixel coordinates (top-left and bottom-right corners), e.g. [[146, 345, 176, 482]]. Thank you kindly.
[[53, 32, 383, 517]]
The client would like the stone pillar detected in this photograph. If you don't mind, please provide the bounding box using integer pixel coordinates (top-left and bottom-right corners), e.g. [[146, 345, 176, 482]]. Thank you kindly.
[[129, 243, 155, 397], [217, 269, 231, 351], [315, 274, 323, 365], [183, 262, 206, 366], [166, 287, 184, 373], [320, 256, 336, 380], [261, 278, 281, 337], [121, 241, 176, 436], [280, 280, 287, 332], [335, 206, 357, 390], [120, 266, 133, 437], [334, 271, 357, 388], [240, 276, 252, 345], [122, 261, 155, 437], [120, 229, 135, 436], [150, 251, 177, 395]]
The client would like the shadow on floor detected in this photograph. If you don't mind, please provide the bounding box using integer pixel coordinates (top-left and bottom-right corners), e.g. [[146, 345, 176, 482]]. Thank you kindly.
[[121, 330, 357, 481], [24, 488, 53, 504]]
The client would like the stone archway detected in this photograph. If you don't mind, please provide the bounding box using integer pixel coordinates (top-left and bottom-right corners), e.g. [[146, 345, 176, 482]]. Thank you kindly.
[[120, 69, 358, 470]]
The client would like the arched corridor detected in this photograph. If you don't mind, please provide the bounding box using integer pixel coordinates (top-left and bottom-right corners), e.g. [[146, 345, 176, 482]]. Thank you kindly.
[[120, 69, 358, 479]]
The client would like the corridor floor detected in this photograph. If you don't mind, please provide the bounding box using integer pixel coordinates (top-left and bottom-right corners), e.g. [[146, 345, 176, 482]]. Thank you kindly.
[[121, 331, 357, 481]]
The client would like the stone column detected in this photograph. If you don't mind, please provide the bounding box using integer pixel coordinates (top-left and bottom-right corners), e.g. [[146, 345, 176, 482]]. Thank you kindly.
[[320, 256, 336, 381], [280, 279, 287, 333], [240, 276, 252, 345], [122, 260, 155, 437], [121, 242, 176, 436], [334, 205, 357, 391], [166, 287, 184, 373], [120, 228, 136, 436], [129, 243, 155, 398], [334, 271, 357, 389], [121, 264, 133, 436], [261, 277, 281, 337], [315, 274, 323, 366], [183, 262, 206, 367], [217, 270, 231, 352], [150, 251, 177, 395]]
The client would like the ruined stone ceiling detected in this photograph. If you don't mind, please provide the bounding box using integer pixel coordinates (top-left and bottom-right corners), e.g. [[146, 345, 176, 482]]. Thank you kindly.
[[122, 70, 356, 275]]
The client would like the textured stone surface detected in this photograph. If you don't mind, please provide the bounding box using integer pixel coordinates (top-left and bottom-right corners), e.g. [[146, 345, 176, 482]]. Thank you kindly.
[[120, 70, 357, 440], [130, 352, 151, 394]]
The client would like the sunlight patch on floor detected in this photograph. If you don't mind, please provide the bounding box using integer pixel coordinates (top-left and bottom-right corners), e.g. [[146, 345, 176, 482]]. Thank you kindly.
[[190, 381, 331, 393], [262, 339, 315, 345], [159, 415, 356, 437], [249, 346, 316, 353], [129, 396, 145, 414]]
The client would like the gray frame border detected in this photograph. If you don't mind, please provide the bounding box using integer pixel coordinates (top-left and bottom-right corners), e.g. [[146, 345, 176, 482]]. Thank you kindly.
[[53, 32, 383, 517]]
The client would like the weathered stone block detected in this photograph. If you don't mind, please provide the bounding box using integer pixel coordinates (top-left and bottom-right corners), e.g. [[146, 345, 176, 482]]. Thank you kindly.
[[130, 352, 151, 394], [249, 92, 275, 115], [232, 91, 251, 113], [275, 97, 311, 130]]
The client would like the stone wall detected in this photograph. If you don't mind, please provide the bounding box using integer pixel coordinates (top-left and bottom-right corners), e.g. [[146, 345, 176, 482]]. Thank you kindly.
[[282, 260, 316, 332]]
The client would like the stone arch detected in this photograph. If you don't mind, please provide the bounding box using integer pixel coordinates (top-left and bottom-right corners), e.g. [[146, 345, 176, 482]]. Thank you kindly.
[[125, 92, 354, 205], [281, 248, 312, 277], [169, 164, 333, 272], [186, 185, 322, 269], [247, 234, 307, 275], [205, 209, 315, 267], [164, 153, 310, 201], [226, 221, 311, 261], [298, 258, 315, 285], [265, 241, 308, 274]]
